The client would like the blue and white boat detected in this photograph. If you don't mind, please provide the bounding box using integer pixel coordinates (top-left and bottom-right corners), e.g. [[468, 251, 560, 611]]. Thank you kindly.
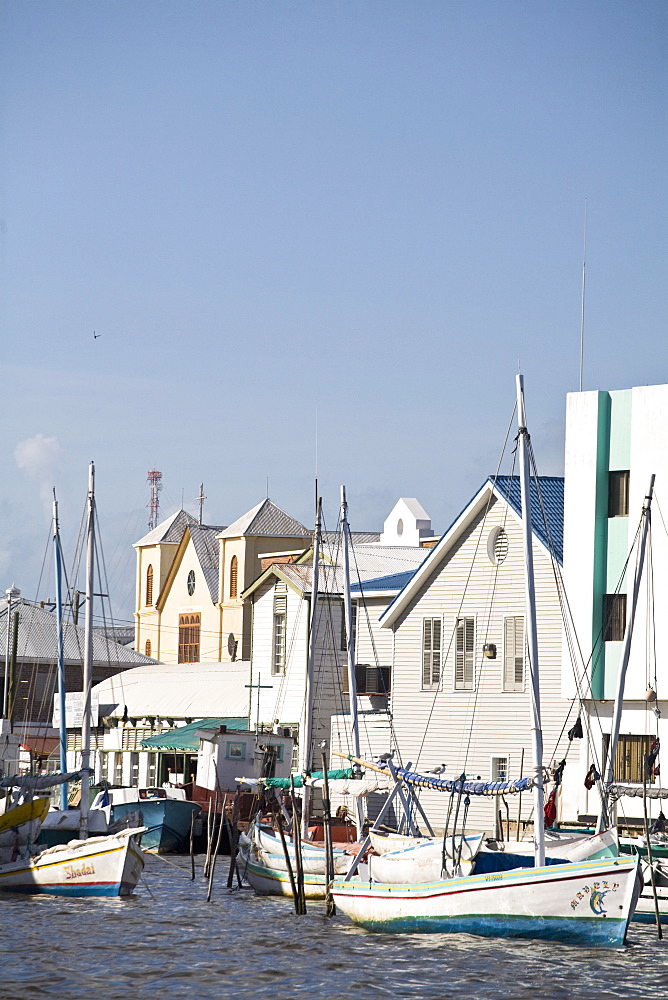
[[93, 786, 200, 854]]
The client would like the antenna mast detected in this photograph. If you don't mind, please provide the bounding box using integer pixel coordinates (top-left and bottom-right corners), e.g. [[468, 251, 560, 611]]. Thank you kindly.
[[196, 483, 207, 525], [147, 469, 162, 529]]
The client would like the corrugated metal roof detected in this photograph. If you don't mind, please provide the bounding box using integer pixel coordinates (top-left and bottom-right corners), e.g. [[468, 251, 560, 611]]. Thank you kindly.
[[188, 524, 224, 604], [322, 531, 381, 544], [218, 499, 311, 539], [0, 599, 155, 667], [351, 570, 417, 593], [134, 509, 201, 548], [140, 716, 248, 750], [491, 476, 563, 563], [274, 545, 429, 596]]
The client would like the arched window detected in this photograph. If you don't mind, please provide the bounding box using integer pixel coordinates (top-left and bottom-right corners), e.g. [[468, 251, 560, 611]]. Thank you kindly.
[[146, 565, 154, 606], [145, 639, 152, 657], [229, 555, 238, 599], [178, 614, 201, 663]]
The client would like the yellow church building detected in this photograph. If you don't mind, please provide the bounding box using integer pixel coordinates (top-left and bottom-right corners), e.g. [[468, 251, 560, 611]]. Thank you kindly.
[[133, 499, 311, 665]]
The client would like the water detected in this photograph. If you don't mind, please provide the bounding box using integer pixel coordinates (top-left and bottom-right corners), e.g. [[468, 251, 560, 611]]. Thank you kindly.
[[2, 856, 667, 1000]]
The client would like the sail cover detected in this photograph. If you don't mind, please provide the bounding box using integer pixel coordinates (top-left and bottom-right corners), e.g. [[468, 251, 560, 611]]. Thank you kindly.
[[610, 784, 668, 801], [0, 769, 87, 790], [384, 766, 534, 796]]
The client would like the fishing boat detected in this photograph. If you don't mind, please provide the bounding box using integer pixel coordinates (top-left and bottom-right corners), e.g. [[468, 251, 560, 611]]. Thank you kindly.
[[91, 785, 201, 854], [0, 826, 145, 896], [330, 377, 642, 947], [0, 465, 146, 897]]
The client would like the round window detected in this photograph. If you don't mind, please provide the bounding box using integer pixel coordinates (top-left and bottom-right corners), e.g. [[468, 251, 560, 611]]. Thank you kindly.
[[187, 570, 196, 596], [487, 527, 508, 565]]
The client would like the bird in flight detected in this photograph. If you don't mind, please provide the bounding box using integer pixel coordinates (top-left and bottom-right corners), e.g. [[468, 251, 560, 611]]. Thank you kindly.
[[93, 331, 101, 339]]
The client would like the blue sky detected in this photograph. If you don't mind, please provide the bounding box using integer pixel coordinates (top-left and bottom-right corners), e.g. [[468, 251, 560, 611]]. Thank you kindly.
[[1, 1, 666, 622]]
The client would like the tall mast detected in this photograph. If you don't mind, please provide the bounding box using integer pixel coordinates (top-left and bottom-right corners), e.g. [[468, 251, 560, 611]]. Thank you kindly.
[[597, 475, 655, 832], [516, 374, 545, 867], [80, 461, 95, 839], [341, 486, 363, 838], [53, 493, 68, 811], [301, 494, 322, 839]]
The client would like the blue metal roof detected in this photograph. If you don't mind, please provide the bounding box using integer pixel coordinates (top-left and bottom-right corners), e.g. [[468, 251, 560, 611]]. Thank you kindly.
[[351, 570, 417, 593], [491, 476, 564, 564]]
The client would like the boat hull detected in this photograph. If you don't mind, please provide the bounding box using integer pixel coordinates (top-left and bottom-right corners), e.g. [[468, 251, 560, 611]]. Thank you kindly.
[[0, 830, 145, 897], [331, 856, 641, 947], [110, 799, 200, 853], [242, 852, 330, 899]]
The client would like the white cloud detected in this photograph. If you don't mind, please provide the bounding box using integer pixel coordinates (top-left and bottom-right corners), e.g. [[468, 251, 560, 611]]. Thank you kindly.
[[14, 434, 63, 478], [14, 434, 64, 510]]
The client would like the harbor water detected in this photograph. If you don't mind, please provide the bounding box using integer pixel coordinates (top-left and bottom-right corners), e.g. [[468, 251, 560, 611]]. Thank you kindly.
[[2, 855, 667, 1000]]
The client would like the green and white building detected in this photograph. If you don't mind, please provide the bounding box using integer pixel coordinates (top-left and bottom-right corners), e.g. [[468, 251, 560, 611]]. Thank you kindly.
[[562, 383, 668, 826]]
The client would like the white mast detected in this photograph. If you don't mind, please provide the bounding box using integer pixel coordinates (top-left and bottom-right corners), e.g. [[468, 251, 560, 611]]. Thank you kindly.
[[516, 375, 545, 867], [341, 485, 364, 839], [597, 475, 655, 832], [79, 461, 95, 840], [301, 495, 322, 839]]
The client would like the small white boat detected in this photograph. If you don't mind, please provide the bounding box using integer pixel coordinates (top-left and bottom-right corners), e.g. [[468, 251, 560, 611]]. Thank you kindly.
[[0, 827, 145, 897]]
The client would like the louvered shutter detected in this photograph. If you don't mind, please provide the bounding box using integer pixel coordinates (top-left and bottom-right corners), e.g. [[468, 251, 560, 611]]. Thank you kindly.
[[504, 616, 524, 691], [455, 618, 474, 689]]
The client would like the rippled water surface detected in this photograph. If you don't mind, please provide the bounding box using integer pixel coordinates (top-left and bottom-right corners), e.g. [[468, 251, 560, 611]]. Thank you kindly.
[[2, 855, 667, 1000]]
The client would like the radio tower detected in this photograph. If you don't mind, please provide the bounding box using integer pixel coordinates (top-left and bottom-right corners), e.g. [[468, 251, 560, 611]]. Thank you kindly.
[[147, 469, 163, 529]]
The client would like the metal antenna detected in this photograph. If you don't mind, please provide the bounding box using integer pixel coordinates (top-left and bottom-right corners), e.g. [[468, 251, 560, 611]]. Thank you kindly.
[[579, 199, 587, 392], [196, 483, 206, 525], [146, 469, 162, 529]]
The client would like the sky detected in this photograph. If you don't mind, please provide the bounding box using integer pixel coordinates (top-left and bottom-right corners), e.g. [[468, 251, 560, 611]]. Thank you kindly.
[[1, 1, 666, 624]]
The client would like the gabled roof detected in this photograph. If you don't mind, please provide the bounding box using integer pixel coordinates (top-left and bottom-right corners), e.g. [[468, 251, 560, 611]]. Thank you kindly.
[[218, 499, 311, 540], [134, 509, 201, 548], [188, 523, 226, 604], [0, 599, 156, 667], [243, 545, 429, 599], [378, 475, 564, 629], [493, 475, 563, 563], [396, 498, 430, 520]]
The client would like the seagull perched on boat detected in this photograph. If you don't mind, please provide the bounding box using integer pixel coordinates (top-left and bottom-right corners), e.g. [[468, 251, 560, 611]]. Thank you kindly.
[[426, 764, 447, 775], [374, 751, 395, 766]]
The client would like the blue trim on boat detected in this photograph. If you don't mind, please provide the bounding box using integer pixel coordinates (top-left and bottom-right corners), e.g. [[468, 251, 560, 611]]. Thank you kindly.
[[343, 912, 627, 946]]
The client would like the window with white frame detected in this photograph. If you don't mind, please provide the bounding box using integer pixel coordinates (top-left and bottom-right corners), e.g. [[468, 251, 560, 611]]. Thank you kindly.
[[455, 617, 475, 690], [272, 587, 287, 675], [422, 617, 441, 689], [503, 616, 525, 692], [491, 755, 508, 781]]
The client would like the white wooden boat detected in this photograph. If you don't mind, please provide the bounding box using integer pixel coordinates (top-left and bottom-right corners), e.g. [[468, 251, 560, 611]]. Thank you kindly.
[[0, 827, 145, 897], [332, 854, 641, 946]]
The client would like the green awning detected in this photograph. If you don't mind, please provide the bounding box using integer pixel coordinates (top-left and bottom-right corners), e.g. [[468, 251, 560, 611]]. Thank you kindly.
[[140, 717, 248, 751]]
